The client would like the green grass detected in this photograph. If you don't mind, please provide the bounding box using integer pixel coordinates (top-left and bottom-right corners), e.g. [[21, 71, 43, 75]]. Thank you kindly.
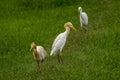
[[0, 0, 120, 80]]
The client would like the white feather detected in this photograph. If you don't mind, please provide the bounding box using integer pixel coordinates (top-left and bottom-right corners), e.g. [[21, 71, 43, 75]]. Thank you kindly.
[[80, 12, 88, 26], [50, 31, 66, 56], [78, 7, 88, 28], [33, 46, 45, 61], [50, 22, 76, 58]]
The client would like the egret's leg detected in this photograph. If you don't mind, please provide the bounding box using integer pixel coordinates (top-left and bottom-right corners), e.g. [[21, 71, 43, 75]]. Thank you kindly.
[[81, 25, 83, 30], [37, 60, 41, 70], [58, 54, 63, 64], [81, 22, 83, 30], [85, 29, 87, 33], [59, 55, 63, 64], [84, 27, 87, 33], [41, 59, 44, 63], [58, 54, 60, 63], [83, 26, 87, 33], [59, 51, 63, 64]]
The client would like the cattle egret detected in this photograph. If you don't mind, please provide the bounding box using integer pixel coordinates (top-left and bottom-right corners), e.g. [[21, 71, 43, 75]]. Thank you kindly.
[[30, 42, 47, 70], [78, 7, 88, 32], [50, 22, 77, 64]]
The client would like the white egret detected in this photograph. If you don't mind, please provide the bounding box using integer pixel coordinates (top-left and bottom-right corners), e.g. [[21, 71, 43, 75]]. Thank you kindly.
[[50, 22, 77, 64], [30, 42, 47, 70], [78, 7, 88, 32]]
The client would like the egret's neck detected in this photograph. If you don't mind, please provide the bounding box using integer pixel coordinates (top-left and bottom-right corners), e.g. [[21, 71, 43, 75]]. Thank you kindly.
[[33, 47, 39, 58], [80, 10, 82, 15], [65, 27, 70, 39]]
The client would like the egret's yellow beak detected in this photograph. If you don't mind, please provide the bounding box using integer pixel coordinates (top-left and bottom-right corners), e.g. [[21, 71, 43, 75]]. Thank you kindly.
[[71, 26, 77, 31], [30, 48, 32, 51]]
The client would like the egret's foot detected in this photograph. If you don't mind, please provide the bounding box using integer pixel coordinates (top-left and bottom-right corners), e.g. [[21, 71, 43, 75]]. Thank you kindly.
[[85, 29, 87, 33], [39, 67, 41, 72], [41, 59, 44, 63]]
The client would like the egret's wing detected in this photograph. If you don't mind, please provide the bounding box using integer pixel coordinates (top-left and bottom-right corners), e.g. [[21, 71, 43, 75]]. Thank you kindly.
[[42, 47, 47, 56], [37, 46, 45, 60], [37, 46, 42, 55], [81, 12, 88, 25], [50, 31, 67, 56], [52, 33, 63, 48]]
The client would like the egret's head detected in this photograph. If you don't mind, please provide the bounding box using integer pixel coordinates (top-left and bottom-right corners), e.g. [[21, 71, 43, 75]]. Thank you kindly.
[[64, 22, 77, 31], [30, 42, 36, 51], [78, 7, 82, 12]]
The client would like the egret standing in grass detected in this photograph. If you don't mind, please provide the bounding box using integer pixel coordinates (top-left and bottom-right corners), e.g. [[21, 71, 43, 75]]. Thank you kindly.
[[30, 42, 47, 70], [78, 7, 88, 32], [50, 22, 77, 64]]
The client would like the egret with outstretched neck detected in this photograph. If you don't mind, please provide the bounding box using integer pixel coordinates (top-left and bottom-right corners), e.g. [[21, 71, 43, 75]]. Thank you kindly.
[[50, 22, 77, 64]]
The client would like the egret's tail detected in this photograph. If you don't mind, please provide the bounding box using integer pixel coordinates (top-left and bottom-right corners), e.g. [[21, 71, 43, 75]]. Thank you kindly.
[[50, 49, 54, 56], [50, 47, 57, 56]]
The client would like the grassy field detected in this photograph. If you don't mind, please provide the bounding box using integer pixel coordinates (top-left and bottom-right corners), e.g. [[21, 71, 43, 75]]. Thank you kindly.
[[0, 0, 120, 80]]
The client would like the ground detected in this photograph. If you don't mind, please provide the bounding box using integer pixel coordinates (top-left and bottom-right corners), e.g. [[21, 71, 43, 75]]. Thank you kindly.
[[0, 0, 120, 80]]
